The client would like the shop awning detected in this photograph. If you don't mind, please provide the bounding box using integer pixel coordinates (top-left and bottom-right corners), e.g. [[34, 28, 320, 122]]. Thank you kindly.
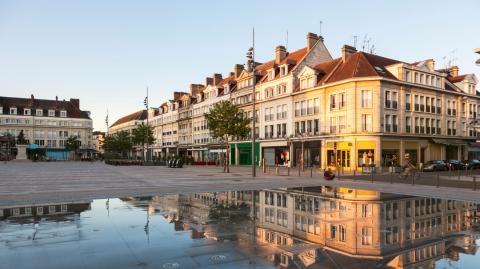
[[431, 139, 468, 146], [209, 149, 226, 153], [187, 148, 208, 151]]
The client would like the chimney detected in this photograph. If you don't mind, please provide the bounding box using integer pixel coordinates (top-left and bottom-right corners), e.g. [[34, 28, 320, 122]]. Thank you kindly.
[[173, 92, 182, 100], [229, 72, 235, 77], [233, 64, 244, 78], [275, 45, 287, 64], [189, 84, 205, 95], [450, 65, 459, 77], [213, 73, 223, 85], [425, 59, 435, 71], [342, 45, 357, 63], [306, 32, 319, 51], [205, 77, 213, 86], [30, 94, 34, 107], [70, 98, 80, 109]]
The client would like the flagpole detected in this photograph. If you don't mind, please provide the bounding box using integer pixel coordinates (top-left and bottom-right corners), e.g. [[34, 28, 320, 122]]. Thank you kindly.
[[146, 87, 149, 162]]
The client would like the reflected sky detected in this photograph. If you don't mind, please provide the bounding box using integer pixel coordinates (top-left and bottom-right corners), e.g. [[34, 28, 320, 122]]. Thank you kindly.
[[0, 186, 479, 269]]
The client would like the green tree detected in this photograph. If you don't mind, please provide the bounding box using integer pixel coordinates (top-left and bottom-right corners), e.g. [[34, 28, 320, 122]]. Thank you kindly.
[[131, 123, 155, 161], [65, 136, 81, 160], [103, 131, 133, 159], [205, 100, 251, 173]]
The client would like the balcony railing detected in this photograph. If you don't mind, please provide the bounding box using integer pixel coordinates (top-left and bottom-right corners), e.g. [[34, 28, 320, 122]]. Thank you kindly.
[[406, 103, 411, 111], [392, 125, 398, 132], [385, 124, 391, 132], [437, 107, 441, 114], [406, 126, 411, 133], [415, 126, 420, 133], [415, 104, 419, 111], [392, 101, 398, 109]]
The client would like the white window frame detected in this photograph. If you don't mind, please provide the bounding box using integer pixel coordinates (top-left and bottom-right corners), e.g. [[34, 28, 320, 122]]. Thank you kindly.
[[60, 110, 67, 117], [10, 107, 17, 115], [48, 110, 55, 117], [24, 108, 31, 115]]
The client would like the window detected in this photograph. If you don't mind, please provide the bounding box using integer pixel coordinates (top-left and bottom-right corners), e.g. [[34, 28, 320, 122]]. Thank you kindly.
[[330, 94, 336, 110], [60, 110, 67, 117], [361, 204, 371, 217], [361, 114, 372, 132], [9, 107, 17, 115], [406, 116, 411, 133], [414, 95, 419, 111], [361, 90, 372, 108], [24, 109, 31, 115], [339, 92, 346, 109], [392, 115, 398, 132], [385, 91, 391, 108], [330, 225, 337, 240], [405, 93, 411, 111], [48, 110, 55, 117], [361, 227, 372, 245], [314, 98, 320, 114], [0, 106, 2, 114], [385, 114, 391, 132], [405, 70, 410, 82], [339, 225, 346, 241]]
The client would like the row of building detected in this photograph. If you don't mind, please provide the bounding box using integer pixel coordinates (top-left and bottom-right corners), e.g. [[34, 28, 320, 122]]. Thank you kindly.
[[109, 32, 480, 170]]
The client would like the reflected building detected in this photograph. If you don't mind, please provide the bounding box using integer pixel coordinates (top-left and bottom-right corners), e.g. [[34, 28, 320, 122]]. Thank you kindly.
[[139, 188, 479, 268], [0, 201, 92, 223]]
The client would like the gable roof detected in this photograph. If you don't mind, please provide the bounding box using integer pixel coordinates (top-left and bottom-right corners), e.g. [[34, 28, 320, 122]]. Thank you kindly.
[[110, 110, 147, 127], [257, 47, 309, 84]]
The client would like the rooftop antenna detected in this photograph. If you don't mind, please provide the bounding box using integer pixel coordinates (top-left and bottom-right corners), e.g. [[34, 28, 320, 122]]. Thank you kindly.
[[362, 34, 368, 51], [319, 20, 323, 36], [353, 35, 358, 48]]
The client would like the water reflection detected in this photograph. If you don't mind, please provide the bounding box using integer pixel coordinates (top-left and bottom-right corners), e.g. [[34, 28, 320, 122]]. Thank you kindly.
[[0, 187, 479, 268]]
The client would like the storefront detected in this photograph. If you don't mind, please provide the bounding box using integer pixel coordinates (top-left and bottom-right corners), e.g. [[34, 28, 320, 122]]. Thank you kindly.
[[468, 143, 480, 160], [326, 141, 352, 170], [381, 141, 400, 167], [230, 142, 260, 166], [262, 147, 290, 166], [356, 140, 376, 170], [293, 140, 321, 167]]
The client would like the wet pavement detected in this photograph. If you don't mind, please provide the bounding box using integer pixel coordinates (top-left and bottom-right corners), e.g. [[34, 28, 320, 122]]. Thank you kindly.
[[1, 186, 479, 268]]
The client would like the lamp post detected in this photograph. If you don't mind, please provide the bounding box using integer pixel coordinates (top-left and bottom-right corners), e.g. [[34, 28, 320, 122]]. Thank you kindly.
[[246, 29, 256, 177]]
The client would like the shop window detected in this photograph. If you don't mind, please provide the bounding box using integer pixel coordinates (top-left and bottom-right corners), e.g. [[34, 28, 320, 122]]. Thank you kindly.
[[358, 150, 374, 167]]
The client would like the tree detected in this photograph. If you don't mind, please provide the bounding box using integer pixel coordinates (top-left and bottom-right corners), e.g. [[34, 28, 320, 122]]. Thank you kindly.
[[65, 136, 81, 160], [131, 123, 155, 161], [103, 131, 133, 159], [205, 100, 251, 173]]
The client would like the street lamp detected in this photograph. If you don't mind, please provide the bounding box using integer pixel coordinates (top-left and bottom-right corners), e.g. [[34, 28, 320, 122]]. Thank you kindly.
[[246, 33, 256, 177]]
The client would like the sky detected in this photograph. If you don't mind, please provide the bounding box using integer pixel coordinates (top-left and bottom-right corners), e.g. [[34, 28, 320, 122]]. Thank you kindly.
[[0, 0, 479, 131]]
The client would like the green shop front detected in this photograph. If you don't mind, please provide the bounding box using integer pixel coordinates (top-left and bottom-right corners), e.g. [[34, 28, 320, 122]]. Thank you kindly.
[[230, 142, 260, 166]]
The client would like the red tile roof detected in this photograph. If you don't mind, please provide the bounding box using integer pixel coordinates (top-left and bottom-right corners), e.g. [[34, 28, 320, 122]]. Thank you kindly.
[[110, 110, 147, 127], [257, 47, 309, 84]]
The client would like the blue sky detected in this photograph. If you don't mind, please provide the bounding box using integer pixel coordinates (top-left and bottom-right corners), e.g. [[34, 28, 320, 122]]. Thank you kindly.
[[0, 0, 479, 131]]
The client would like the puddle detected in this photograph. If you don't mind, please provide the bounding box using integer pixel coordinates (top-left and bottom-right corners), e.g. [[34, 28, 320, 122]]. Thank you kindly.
[[1, 186, 479, 268]]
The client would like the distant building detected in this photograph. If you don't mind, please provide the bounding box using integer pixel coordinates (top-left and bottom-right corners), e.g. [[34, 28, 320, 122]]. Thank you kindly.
[[0, 95, 93, 160], [92, 131, 105, 155]]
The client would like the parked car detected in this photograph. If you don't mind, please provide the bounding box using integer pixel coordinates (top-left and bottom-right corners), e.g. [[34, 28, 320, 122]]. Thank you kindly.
[[462, 159, 480, 169], [444, 160, 465, 170], [423, 160, 448, 171]]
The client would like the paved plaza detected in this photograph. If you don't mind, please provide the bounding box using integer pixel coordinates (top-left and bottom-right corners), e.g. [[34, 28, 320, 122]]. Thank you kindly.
[[1, 161, 479, 206]]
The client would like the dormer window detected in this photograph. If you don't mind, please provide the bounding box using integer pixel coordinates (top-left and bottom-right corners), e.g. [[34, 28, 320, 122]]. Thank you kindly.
[[9, 107, 17, 115], [60, 110, 67, 117], [48, 110, 55, 117], [36, 109, 43, 116], [24, 109, 31, 115], [280, 66, 287, 76], [0, 106, 2, 114], [269, 70, 275, 80]]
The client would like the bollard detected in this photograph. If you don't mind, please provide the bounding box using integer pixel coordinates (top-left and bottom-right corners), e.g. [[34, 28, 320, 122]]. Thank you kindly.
[[310, 167, 313, 178], [275, 165, 279, 175], [474, 176, 477, 191], [371, 171, 374, 183], [287, 166, 290, 176], [436, 173, 440, 188], [298, 165, 301, 176], [411, 173, 415, 186], [458, 170, 460, 181]]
